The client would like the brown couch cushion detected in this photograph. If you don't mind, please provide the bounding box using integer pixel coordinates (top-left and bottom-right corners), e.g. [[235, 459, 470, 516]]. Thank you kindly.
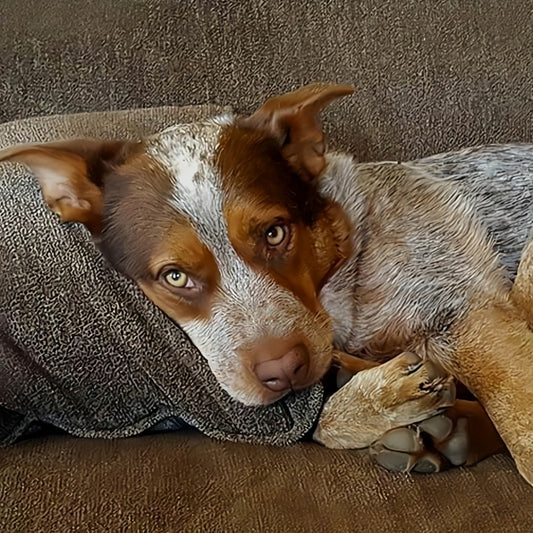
[[1, 431, 532, 532], [1, 0, 531, 163], [1, 1, 532, 530]]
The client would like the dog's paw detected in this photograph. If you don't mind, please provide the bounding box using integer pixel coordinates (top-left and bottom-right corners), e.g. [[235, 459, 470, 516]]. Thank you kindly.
[[369, 414, 469, 473], [373, 352, 456, 424], [313, 352, 456, 449]]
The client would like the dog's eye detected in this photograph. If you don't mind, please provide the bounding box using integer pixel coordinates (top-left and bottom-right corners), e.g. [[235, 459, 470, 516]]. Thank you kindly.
[[164, 269, 189, 288], [265, 224, 287, 246]]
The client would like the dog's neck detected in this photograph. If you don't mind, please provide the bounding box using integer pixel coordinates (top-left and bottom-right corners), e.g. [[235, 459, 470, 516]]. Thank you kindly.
[[317, 153, 371, 347]]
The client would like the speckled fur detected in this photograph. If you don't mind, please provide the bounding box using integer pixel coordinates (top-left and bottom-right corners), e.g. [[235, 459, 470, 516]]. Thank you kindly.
[[320, 145, 532, 365], [317, 144, 532, 484]]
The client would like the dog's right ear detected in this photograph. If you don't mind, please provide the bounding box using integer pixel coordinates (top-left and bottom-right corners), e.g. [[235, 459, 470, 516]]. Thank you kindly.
[[0, 139, 138, 235], [239, 83, 354, 182]]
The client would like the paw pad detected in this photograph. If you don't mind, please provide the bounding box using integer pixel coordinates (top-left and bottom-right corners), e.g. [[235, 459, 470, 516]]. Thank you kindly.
[[370, 413, 470, 474]]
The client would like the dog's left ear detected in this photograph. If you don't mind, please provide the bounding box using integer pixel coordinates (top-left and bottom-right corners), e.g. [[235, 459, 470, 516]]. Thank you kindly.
[[240, 83, 354, 181], [0, 139, 138, 235]]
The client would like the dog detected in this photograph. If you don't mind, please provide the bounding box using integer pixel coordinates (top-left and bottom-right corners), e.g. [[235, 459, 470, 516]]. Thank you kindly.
[[0, 84, 531, 484]]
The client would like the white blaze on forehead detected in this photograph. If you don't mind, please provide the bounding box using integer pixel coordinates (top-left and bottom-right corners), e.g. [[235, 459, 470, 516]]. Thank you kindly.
[[147, 117, 229, 239], [146, 115, 253, 286], [173, 156, 200, 195], [149, 118, 224, 191]]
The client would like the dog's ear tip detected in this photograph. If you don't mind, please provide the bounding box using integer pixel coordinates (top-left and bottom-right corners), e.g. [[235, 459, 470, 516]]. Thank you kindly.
[[0, 139, 130, 236], [312, 82, 354, 93], [290, 82, 355, 102]]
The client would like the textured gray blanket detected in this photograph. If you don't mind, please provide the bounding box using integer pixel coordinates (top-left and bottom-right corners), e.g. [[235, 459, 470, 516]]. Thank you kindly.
[[0, 106, 323, 446]]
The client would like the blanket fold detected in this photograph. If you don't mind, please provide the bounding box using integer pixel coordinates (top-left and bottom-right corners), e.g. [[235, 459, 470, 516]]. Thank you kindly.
[[0, 106, 323, 446]]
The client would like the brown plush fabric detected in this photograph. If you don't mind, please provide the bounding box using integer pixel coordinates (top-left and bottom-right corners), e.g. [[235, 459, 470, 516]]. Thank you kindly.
[[1, 432, 531, 532]]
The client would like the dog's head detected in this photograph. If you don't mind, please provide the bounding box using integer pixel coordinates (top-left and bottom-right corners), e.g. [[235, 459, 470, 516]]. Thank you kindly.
[[0, 84, 354, 405]]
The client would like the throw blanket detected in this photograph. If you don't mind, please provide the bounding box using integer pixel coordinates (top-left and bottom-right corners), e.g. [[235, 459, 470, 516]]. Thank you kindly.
[[0, 106, 323, 446]]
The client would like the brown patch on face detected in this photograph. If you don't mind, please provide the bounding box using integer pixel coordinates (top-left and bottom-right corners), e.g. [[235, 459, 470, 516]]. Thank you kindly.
[[140, 221, 220, 323], [100, 152, 178, 278], [216, 125, 353, 313], [216, 125, 322, 222], [100, 152, 219, 322], [308, 201, 353, 291]]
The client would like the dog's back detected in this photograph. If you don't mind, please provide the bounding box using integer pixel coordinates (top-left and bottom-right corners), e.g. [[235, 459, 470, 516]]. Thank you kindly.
[[411, 144, 533, 276]]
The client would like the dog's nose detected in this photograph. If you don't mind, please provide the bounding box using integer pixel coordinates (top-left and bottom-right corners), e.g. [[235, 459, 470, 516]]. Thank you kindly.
[[253, 343, 310, 393]]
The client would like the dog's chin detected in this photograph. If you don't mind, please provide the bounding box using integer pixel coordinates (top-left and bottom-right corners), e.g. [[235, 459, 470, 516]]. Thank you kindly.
[[235, 388, 290, 407]]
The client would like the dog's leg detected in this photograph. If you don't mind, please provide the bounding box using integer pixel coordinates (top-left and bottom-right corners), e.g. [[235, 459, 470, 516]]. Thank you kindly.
[[369, 399, 506, 473], [449, 302, 533, 485], [316, 351, 506, 474], [332, 350, 380, 372], [510, 234, 533, 329], [313, 352, 456, 449]]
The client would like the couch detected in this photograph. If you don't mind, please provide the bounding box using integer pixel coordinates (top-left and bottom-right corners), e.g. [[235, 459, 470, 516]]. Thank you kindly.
[[0, 1, 532, 531]]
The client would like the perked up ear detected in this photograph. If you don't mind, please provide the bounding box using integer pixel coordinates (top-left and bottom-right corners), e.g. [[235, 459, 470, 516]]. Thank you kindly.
[[0, 139, 138, 235], [239, 83, 354, 181]]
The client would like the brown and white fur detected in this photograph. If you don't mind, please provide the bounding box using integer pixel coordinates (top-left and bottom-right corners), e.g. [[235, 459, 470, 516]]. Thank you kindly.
[[0, 84, 531, 484]]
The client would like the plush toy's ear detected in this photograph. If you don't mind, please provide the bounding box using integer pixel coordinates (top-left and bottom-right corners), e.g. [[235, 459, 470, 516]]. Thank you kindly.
[[0, 139, 137, 235], [239, 83, 354, 181]]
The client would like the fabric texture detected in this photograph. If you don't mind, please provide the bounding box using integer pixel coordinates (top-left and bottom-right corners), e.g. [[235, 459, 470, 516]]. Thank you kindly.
[[1, 431, 532, 532], [0, 1, 531, 163], [0, 105, 323, 446]]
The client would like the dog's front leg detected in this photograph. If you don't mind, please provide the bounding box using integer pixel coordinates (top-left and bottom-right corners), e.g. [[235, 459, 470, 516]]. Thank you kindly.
[[315, 351, 506, 475], [369, 399, 506, 474], [332, 349, 379, 374], [450, 302, 533, 485], [313, 351, 455, 449]]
